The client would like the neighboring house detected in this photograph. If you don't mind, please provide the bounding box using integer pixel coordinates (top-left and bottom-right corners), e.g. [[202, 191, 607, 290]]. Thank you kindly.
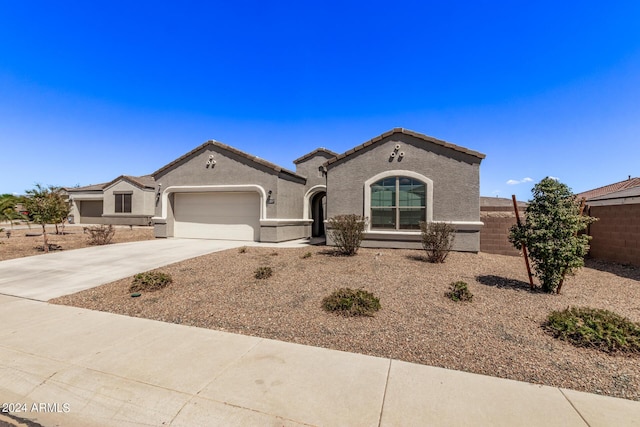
[[152, 128, 485, 251], [577, 177, 640, 266], [67, 175, 156, 226]]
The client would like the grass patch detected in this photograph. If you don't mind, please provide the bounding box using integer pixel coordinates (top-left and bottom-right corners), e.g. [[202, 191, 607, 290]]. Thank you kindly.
[[544, 307, 640, 354], [301, 251, 312, 259], [129, 271, 173, 293], [445, 281, 473, 302], [322, 288, 381, 317]]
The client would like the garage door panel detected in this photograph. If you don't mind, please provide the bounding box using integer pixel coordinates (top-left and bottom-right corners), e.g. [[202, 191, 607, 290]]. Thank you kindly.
[[173, 192, 260, 241]]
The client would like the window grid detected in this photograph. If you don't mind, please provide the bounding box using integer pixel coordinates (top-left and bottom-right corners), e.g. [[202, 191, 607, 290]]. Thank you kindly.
[[371, 177, 425, 230]]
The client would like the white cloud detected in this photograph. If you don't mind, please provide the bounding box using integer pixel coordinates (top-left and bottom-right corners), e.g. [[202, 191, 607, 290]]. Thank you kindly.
[[507, 177, 534, 185], [548, 176, 559, 180]]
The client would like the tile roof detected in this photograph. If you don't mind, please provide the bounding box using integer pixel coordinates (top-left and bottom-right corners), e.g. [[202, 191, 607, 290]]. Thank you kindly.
[[292, 148, 339, 164], [324, 128, 486, 168], [152, 140, 305, 181], [103, 175, 156, 190], [66, 183, 108, 192], [576, 177, 640, 201]]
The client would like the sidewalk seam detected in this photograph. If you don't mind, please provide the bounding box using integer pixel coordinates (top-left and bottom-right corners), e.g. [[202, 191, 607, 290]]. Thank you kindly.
[[377, 359, 393, 427], [559, 388, 591, 427], [169, 338, 267, 425]]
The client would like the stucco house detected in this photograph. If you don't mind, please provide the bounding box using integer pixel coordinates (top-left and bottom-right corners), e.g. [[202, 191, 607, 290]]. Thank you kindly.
[[67, 175, 156, 226], [68, 128, 486, 251]]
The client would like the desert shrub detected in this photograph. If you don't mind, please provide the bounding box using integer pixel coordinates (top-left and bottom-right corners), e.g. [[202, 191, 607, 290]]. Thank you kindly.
[[446, 281, 473, 302], [327, 214, 367, 256], [129, 271, 173, 293], [419, 221, 455, 263], [238, 246, 248, 254], [254, 266, 273, 279], [544, 307, 640, 354], [85, 224, 116, 245], [322, 288, 381, 317], [509, 178, 597, 293], [301, 251, 312, 259]]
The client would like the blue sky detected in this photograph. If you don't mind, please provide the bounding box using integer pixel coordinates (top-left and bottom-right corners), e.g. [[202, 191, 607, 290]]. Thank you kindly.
[[1, 1, 639, 201]]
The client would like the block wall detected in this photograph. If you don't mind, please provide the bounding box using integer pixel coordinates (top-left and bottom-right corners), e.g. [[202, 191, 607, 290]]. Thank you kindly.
[[480, 206, 524, 256], [587, 204, 640, 266]]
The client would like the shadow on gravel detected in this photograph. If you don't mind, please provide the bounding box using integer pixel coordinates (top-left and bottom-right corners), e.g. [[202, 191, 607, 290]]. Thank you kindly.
[[476, 274, 539, 292], [405, 254, 427, 262], [584, 258, 640, 281]]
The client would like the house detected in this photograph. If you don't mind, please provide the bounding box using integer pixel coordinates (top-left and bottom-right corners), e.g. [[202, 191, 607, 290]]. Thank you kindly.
[[67, 175, 156, 226], [68, 128, 486, 251], [577, 177, 640, 266]]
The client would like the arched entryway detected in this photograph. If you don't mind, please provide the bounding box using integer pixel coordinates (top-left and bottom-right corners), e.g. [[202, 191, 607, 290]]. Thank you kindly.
[[310, 191, 326, 237]]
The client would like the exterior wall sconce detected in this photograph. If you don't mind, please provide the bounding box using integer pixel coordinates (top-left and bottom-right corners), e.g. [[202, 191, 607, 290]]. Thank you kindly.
[[267, 190, 275, 204], [156, 183, 162, 206]]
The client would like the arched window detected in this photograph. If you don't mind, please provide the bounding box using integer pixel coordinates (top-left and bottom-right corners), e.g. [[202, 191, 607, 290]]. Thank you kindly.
[[370, 177, 426, 230]]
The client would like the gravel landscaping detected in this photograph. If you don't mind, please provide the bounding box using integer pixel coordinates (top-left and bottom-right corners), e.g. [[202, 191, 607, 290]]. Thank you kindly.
[[50, 246, 640, 401], [0, 225, 154, 261]]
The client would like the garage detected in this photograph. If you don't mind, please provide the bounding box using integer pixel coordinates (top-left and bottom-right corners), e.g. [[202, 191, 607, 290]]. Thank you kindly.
[[78, 200, 105, 224], [173, 192, 261, 241]]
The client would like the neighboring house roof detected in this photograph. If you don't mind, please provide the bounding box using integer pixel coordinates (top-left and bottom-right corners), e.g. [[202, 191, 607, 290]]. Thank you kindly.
[[152, 140, 306, 180], [324, 128, 486, 168], [66, 183, 108, 192], [480, 196, 527, 208], [104, 174, 156, 190], [587, 185, 640, 202], [576, 177, 640, 201], [292, 148, 339, 164]]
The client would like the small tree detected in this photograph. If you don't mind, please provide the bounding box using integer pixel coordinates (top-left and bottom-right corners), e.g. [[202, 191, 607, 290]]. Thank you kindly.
[[0, 194, 27, 233], [509, 178, 596, 293], [327, 214, 367, 256], [23, 184, 69, 252]]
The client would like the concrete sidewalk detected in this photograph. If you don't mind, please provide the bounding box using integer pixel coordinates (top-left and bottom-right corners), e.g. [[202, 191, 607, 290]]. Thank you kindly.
[[0, 238, 310, 301], [1, 295, 639, 427]]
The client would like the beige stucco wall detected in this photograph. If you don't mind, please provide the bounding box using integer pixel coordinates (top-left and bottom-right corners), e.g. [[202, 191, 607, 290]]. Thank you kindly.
[[100, 180, 155, 225]]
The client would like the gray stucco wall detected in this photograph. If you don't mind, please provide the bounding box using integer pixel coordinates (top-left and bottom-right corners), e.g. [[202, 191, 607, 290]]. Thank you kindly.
[[153, 144, 307, 239], [327, 134, 481, 220], [295, 152, 333, 191], [326, 133, 482, 251], [275, 177, 305, 219], [154, 145, 281, 220]]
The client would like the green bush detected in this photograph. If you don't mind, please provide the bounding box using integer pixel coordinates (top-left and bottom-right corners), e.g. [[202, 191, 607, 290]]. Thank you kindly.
[[327, 214, 367, 256], [85, 224, 116, 245], [254, 266, 273, 279], [322, 288, 381, 317], [129, 271, 173, 293], [419, 221, 455, 263], [544, 307, 640, 353], [446, 281, 473, 302], [509, 178, 597, 293]]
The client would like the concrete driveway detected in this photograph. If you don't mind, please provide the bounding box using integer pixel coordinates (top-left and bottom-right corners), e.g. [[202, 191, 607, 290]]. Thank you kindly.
[[0, 239, 259, 301]]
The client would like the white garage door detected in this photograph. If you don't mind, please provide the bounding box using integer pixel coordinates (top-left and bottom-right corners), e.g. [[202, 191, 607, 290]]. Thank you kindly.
[[174, 192, 260, 241]]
